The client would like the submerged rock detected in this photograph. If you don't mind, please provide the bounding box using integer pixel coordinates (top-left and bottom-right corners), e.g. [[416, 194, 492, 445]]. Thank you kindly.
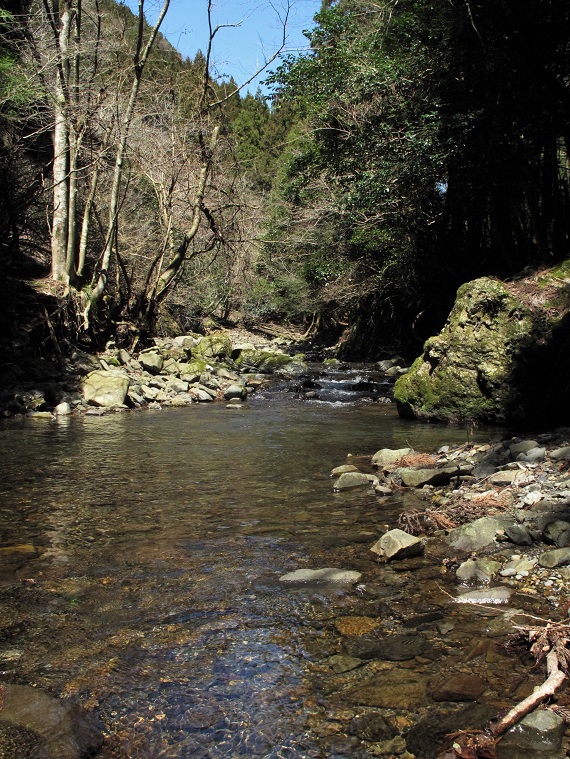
[[455, 586, 512, 604], [279, 568, 362, 584], [0, 682, 103, 759]]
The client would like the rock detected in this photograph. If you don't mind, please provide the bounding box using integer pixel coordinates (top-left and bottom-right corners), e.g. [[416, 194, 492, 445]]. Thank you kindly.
[[456, 558, 501, 584], [406, 704, 497, 758], [521, 491, 543, 507], [370, 529, 424, 561], [54, 401, 72, 416], [344, 668, 428, 709], [333, 471, 372, 490], [234, 349, 294, 373], [431, 673, 486, 701], [334, 616, 381, 636], [504, 524, 533, 545], [393, 271, 570, 426], [82, 370, 130, 407], [331, 464, 359, 476], [393, 465, 471, 488], [489, 470, 526, 486], [138, 351, 163, 374], [500, 558, 536, 577], [344, 634, 427, 661], [538, 547, 570, 568], [372, 447, 414, 467], [550, 445, 570, 461], [166, 378, 189, 394], [279, 568, 362, 584], [375, 484, 393, 496], [455, 586, 512, 604], [224, 384, 246, 401], [447, 516, 512, 552], [543, 520, 570, 547], [509, 440, 539, 456], [192, 334, 232, 360], [517, 447, 546, 463], [327, 655, 362, 674], [0, 681, 103, 759], [347, 712, 397, 741], [497, 709, 565, 757]]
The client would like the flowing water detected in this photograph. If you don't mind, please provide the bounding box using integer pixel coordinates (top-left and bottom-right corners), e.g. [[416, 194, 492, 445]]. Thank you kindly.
[[0, 369, 551, 758]]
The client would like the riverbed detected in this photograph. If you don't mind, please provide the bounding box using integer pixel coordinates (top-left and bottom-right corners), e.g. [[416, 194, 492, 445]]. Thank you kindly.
[[0, 383, 553, 757]]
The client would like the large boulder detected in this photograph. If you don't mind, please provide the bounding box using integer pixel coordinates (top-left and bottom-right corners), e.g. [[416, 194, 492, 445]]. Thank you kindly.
[[234, 349, 296, 373], [82, 370, 130, 407], [394, 265, 570, 425], [192, 334, 232, 360]]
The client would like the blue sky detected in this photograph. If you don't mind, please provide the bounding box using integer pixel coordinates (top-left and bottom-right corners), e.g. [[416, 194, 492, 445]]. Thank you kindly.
[[125, 0, 321, 93]]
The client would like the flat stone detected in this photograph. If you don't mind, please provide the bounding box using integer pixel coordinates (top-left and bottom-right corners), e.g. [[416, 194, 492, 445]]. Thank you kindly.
[[489, 470, 525, 486], [394, 465, 471, 488], [431, 673, 486, 701], [447, 517, 512, 552], [331, 464, 359, 476], [372, 447, 414, 467], [334, 616, 381, 636], [279, 568, 362, 584], [538, 547, 570, 568], [333, 472, 371, 490], [344, 634, 427, 661], [344, 668, 428, 709], [455, 586, 512, 604], [370, 529, 424, 561]]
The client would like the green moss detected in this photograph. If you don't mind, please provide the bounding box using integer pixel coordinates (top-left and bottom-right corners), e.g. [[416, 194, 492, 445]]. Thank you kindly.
[[235, 349, 295, 373], [191, 335, 232, 360]]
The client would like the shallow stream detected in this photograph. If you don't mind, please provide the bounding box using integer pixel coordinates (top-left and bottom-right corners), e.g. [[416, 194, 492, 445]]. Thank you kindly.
[[0, 369, 554, 757]]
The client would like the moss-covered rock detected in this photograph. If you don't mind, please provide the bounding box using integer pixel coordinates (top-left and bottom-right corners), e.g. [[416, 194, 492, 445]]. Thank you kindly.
[[234, 349, 297, 373], [394, 268, 570, 425], [191, 334, 232, 361]]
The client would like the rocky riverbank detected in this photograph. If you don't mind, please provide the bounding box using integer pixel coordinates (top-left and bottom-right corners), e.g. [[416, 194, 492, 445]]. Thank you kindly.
[[0, 330, 311, 418], [321, 428, 570, 757]]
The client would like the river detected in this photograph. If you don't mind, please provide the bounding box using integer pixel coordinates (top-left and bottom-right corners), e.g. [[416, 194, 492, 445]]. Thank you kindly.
[[0, 372, 546, 757]]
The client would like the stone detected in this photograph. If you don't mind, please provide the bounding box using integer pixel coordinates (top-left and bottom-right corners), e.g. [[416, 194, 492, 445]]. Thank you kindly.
[[393, 465, 471, 488], [431, 673, 486, 701], [54, 401, 72, 416], [550, 445, 570, 462], [348, 712, 397, 741], [333, 471, 372, 490], [0, 681, 103, 759], [517, 447, 546, 463], [406, 704, 497, 758], [504, 524, 533, 545], [192, 334, 232, 360], [344, 634, 427, 661], [331, 464, 359, 476], [370, 529, 424, 561], [234, 349, 294, 373], [344, 668, 428, 709], [138, 351, 163, 374], [456, 558, 501, 584], [488, 470, 526, 486], [334, 616, 381, 636], [543, 520, 570, 547], [327, 655, 362, 674], [538, 547, 570, 568], [509, 440, 539, 456], [372, 447, 414, 467], [447, 516, 512, 552], [166, 378, 189, 394], [279, 568, 362, 584], [82, 370, 130, 407], [224, 384, 246, 401], [500, 558, 536, 577], [497, 709, 565, 756], [455, 586, 512, 604], [393, 272, 570, 426]]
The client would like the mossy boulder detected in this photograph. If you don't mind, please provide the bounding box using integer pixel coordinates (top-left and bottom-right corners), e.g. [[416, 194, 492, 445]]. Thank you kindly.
[[192, 334, 232, 361], [234, 349, 297, 373], [394, 269, 570, 425]]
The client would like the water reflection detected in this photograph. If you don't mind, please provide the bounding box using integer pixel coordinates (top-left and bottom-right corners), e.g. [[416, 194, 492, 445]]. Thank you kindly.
[[0, 399, 519, 757]]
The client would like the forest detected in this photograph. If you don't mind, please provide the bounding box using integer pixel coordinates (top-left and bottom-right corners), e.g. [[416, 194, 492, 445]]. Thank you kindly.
[[0, 0, 568, 361]]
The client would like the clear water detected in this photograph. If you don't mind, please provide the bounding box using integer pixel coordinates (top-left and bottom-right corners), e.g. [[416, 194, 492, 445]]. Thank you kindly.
[[0, 383, 540, 757]]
